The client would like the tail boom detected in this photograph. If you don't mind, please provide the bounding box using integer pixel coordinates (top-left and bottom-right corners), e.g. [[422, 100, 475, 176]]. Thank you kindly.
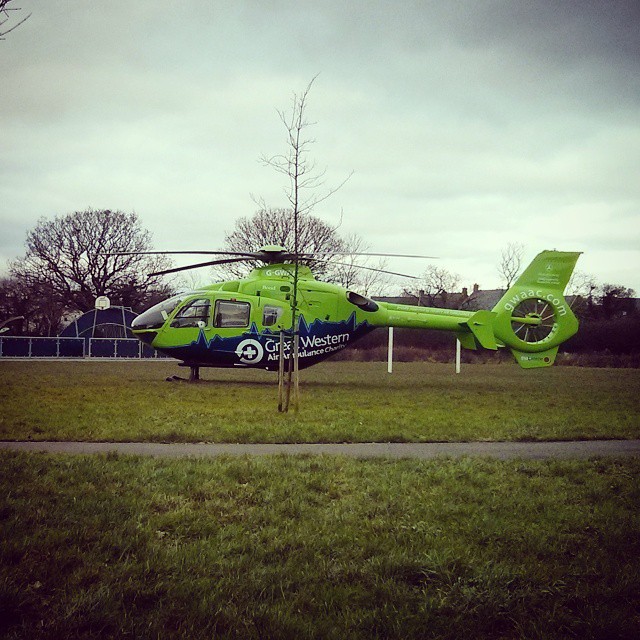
[[372, 250, 581, 369]]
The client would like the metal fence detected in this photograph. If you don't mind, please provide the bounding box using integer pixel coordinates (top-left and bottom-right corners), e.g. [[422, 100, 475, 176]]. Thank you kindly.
[[0, 337, 169, 359]]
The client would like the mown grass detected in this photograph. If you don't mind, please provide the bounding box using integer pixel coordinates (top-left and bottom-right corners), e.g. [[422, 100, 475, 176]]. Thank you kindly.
[[1, 451, 638, 639], [0, 360, 638, 442]]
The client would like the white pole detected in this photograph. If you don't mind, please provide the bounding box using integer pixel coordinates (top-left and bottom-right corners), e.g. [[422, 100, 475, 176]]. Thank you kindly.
[[387, 326, 394, 374], [455, 338, 461, 374]]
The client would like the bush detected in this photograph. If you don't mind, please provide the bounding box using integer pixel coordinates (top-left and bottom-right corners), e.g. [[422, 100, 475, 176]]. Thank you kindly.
[[565, 316, 640, 354], [557, 351, 640, 368], [331, 345, 640, 368], [331, 346, 511, 364], [333, 317, 640, 368]]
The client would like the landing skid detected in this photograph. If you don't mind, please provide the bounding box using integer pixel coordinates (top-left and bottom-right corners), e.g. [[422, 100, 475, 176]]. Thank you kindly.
[[166, 364, 200, 383]]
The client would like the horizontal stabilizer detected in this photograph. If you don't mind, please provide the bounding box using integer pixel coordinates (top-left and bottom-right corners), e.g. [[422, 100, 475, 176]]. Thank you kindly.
[[462, 310, 498, 350], [455, 331, 478, 350]]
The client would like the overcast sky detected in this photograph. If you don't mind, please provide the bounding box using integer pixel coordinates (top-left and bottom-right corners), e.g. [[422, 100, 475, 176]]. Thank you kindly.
[[1, 0, 639, 294]]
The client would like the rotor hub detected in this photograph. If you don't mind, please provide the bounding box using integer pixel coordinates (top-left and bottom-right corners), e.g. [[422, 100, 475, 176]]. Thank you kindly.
[[510, 297, 558, 344]]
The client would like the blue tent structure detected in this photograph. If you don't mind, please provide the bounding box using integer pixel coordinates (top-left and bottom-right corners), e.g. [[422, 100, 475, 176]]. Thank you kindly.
[[1, 305, 166, 359], [59, 306, 137, 340], [57, 306, 152, 357]]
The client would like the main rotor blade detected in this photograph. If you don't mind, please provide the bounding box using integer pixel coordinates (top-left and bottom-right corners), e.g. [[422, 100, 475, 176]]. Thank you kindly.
[[297, 252, 439, 259], [149, 257, 249, 277], [106, 250, 259, 258], [106, 250, 438, 260], [107, 250, 306, 264], [311, 258, 420, 280]]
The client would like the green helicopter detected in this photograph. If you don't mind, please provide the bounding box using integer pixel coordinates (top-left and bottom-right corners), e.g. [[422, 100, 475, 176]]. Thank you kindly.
[[121, 245, 581, 377]]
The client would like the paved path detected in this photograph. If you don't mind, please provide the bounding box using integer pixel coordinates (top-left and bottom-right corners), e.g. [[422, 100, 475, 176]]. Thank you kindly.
[[1, 440, 639, 460]]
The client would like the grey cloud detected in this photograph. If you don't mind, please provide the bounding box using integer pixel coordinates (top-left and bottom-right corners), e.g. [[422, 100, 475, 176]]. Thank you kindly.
[[1, 1, 638, 292]]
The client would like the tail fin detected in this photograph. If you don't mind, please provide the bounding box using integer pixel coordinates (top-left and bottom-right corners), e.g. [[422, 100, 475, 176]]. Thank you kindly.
[[491, 251, 581, 368]]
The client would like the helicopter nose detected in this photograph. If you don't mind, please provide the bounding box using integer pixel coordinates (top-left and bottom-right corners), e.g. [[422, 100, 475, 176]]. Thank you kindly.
[[135, 330, 157, 345]]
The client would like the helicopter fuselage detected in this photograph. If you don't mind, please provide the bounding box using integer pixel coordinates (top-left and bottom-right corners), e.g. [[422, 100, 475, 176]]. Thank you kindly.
[[132, 252, 581, 371], [133, 265, 391, 370]]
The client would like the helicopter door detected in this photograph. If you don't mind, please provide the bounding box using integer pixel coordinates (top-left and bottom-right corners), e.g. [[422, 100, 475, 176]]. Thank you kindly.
[[300, 290, 338, 322]]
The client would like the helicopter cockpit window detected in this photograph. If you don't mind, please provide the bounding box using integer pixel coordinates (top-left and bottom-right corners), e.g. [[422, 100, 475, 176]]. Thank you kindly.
[[132, 295, 183, 330], [214, 300, 250, 328], [347, 291, 379, 312], [262, 305, 283, 327], [171, 298, 211, 328]]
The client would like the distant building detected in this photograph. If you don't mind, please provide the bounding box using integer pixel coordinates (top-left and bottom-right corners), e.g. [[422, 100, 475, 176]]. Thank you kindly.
[[375, 284, 505, 311]]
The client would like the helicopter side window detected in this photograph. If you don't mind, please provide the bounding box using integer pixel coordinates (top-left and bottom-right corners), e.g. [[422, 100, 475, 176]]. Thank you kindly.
[[171, 298, 211, 328], [262, 305, 283, 327], [132, 295, 183, 330], [214, 300, 250, 328]]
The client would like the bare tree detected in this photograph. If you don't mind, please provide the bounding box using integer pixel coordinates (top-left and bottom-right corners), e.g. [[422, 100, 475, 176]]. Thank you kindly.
[[565, 273, 634, 319], [214, 207, 344, 279], [0, 0, 31, 40], [329, 232, 393, 296], [175, 269, 208, 293], [0, 275, 65, 336], [214, 210, 390, 293], [259, 76, 352, 222], [566, 270, 598, 315], [497, 242, 525, 289], [11, 209, 173, 315], [408, 264, 461, 308], [567, 270, 597, 297], [599, 283, 636, 319], [260, 76, 352, 412]]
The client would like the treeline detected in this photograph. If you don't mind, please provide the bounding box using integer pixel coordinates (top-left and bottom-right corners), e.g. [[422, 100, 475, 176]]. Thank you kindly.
[[0, 209, 173, 336], [2, 208, 637, 366]]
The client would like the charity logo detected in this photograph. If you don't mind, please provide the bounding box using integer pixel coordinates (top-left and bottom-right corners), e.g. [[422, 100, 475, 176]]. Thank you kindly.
[[235, 339, 264, 364]]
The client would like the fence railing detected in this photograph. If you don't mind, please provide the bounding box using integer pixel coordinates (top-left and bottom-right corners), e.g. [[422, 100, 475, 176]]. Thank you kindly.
[[0, 337, 169, 359]]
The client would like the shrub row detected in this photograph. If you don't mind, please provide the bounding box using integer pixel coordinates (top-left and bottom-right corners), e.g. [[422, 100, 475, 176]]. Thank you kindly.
[[332, 347, 640, 368]]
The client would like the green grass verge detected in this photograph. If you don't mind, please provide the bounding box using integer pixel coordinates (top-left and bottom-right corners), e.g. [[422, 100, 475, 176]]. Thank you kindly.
[[1, 452, 638, 639], [1, 361, 638, 442]]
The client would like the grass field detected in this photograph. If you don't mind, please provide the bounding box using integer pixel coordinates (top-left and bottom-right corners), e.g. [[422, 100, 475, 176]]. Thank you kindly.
[[2, 360, 639, 638], [1, 452, 639, 639], [0, 360, 638, 442]]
